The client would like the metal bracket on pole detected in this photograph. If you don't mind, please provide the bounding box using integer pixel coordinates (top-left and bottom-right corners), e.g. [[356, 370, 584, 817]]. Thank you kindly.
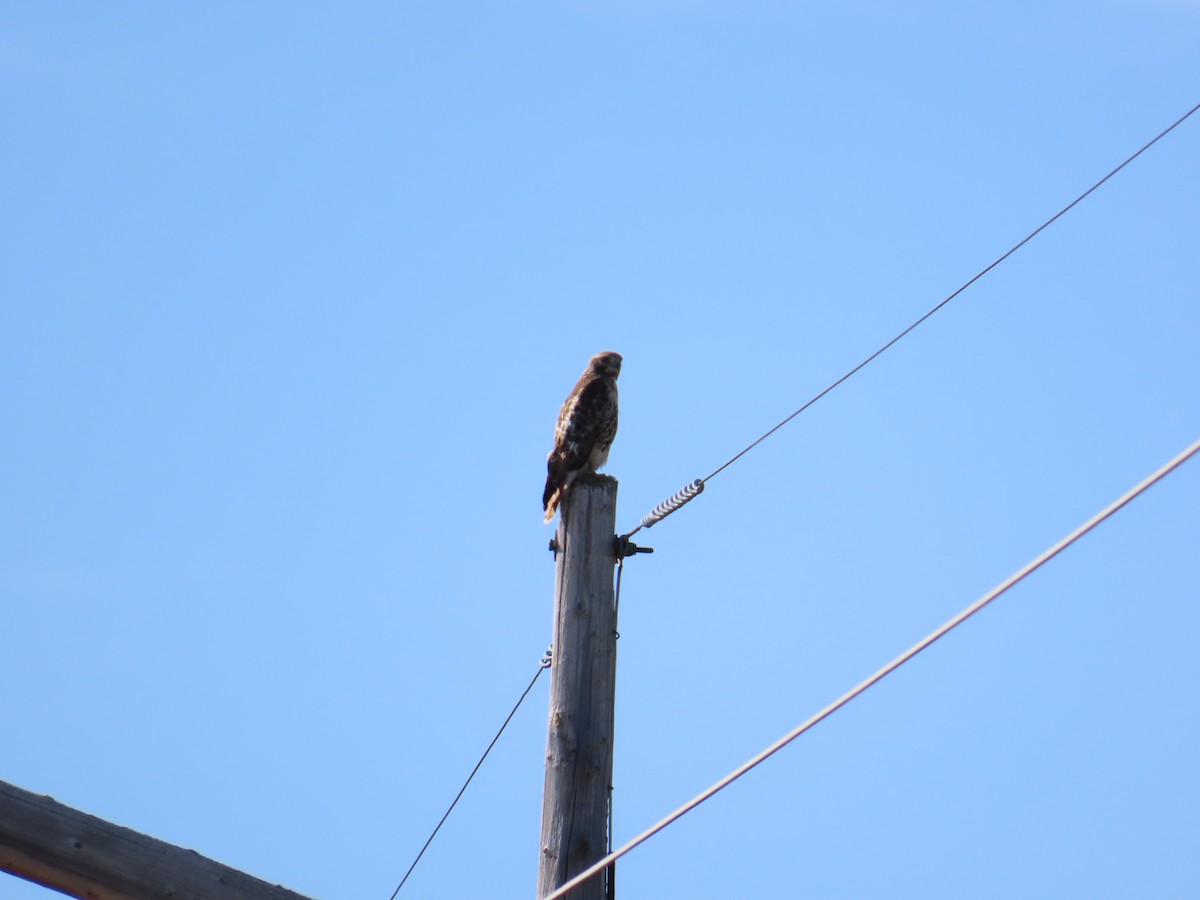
[[614, 535, 653, 560]]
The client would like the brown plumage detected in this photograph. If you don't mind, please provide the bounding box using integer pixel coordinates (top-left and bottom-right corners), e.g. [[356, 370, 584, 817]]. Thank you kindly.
[[543, 351, 622, 523]]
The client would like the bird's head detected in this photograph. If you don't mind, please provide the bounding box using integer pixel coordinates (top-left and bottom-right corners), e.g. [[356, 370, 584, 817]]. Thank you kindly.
[[590, 351, 623, 378]]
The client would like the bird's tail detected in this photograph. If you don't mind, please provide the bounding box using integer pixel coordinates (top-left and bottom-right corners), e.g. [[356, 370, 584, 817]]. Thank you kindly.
[[543, 471, 562, 523]]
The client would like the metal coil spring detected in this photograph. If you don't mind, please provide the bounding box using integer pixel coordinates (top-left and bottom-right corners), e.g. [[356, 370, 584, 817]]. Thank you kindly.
[[641, 478, 705, 529]]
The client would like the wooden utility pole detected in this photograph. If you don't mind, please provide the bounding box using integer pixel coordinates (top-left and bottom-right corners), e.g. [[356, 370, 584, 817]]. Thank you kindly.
[[538, 475, 618, 900], [0, 778, 314, 900]]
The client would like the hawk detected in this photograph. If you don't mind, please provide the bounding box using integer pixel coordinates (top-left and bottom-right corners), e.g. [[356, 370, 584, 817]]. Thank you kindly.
[[543, 351, 622, 523]]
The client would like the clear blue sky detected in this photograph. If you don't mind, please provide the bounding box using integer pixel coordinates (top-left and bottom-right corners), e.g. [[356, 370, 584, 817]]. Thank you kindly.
[[3, 3, 1198, 898]]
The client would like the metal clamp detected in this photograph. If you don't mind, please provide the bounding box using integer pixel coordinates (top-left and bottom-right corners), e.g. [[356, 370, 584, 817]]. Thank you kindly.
[[614, 535, 654, 560]]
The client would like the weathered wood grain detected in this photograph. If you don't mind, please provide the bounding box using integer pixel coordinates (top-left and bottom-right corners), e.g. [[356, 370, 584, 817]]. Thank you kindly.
[[0, 779, 314, 900], [538, 475, 618, 900]]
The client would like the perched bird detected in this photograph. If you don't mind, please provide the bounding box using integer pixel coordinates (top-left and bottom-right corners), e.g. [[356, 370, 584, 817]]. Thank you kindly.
[[543, 351, 622, 523]]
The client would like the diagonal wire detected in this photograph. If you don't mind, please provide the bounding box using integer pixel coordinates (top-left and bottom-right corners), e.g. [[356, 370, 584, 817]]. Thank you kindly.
[[546, 435, 1200, 900], [622, 100, 1199, 541], [389, 652, 551, 899], [700, 100, 1200, 486]]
